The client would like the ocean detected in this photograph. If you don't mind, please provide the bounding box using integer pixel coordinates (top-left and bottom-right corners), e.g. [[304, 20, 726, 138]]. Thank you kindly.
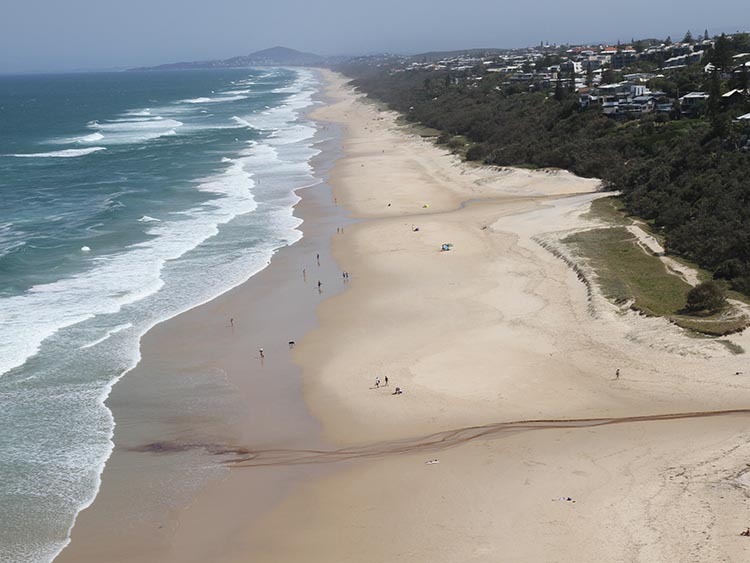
[[0, 67, 322, 562]]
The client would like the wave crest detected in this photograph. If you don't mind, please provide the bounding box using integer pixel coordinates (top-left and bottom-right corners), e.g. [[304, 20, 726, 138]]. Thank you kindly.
[[8, 147, 106, 158]]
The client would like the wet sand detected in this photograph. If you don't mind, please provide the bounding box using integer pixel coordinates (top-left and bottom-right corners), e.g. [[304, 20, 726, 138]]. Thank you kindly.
[[59, 69, 750, 563], [57, 109, 348, 562]]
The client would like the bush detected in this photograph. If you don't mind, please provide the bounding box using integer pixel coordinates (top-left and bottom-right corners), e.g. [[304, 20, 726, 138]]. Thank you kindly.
[[685, 281, 727, 313], [465, 144, 487, 161]]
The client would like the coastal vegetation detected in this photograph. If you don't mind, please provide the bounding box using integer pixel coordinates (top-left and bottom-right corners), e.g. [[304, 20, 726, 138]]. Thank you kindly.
[[563, 199, 747, 335], [336, 33, 750, 302], [564, 226, 692, 317]]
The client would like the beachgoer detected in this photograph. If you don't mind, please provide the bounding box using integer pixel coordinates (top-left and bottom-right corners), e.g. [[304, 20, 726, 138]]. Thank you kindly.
[[375, 377, 380, 388], [230, 317, 234, 327], [288, 341, 295, 349], [384, 376, 389, 386], [259, 348, 264, 359], [393, 387, 402, 395], [317, 280, 322, 288], [615, 368, 620, 379], [302, 268, 306, 278]]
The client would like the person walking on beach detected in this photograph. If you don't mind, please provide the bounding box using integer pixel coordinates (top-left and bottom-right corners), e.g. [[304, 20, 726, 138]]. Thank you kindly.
[[259, 348, 264, 359], [615, 368, 620, 380], [317, 280, 322, 288], [384, 376, 389, 386], [375, 377, 380, 388], [230, 317, 234, 328]]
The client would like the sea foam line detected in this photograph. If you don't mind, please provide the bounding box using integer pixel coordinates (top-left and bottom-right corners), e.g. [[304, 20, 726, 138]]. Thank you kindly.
[[8, 147, 106, 158], [21, 68, 324, 563], [79, 323, 134, 350]]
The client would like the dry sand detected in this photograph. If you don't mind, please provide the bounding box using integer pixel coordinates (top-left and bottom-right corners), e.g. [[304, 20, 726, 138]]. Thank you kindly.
[[237, 71, 750, 562], [59, 70, 750, 563]]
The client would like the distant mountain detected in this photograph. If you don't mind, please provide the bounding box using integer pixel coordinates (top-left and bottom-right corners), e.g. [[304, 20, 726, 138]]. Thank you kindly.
[[131, 46, 325, 71]]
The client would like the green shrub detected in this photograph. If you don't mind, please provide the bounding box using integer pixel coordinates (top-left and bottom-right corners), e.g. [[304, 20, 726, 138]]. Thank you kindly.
[[686, 281, 727, 313]]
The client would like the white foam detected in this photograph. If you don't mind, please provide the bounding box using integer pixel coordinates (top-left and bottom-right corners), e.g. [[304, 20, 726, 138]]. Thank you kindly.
[[75, 132, 105, 143], [0, 149, 258, 378], [137, 215, 161, 222], [109, 116, 164, 123], [8, 147, 106, 158], [86, 117, 181, 144], [79, 323, 133, 350], [230, 116, 253, 128], [124, 108, 152, 117], [90, 118, 181, 131], [0, 68, 327, 563], [179, 95, 248, 104]]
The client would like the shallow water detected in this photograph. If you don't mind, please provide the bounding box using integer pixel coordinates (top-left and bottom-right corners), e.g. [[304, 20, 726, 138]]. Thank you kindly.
[[0, 67, 321, 562]]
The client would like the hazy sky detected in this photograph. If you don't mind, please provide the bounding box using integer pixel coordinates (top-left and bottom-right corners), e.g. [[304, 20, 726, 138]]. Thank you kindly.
[[1, 0, 746, 73]]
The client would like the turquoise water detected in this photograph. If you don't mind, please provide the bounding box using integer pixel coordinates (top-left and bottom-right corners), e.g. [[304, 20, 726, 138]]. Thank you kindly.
[[0, 68, 321, 562]]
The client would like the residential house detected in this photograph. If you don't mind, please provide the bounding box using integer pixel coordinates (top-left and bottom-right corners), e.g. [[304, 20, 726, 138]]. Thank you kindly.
[[679, 91, 710, 114]]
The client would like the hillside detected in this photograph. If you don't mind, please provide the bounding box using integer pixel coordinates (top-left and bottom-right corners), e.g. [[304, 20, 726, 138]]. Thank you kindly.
[[131, 46, 324, 70]]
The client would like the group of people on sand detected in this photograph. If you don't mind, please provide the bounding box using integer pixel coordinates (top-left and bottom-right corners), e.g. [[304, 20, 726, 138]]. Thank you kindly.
[[304, 251, 351, 291], [374, 376, 403, 395]]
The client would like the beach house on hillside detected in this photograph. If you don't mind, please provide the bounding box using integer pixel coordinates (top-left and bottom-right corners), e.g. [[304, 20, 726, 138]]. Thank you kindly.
[[722, 89, 749, 106], [579, 81, 663, 116], [679, 91, 710, 115]]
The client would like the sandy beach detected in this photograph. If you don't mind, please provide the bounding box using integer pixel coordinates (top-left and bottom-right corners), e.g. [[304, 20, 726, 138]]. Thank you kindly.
[[60, 69, 750, 563]]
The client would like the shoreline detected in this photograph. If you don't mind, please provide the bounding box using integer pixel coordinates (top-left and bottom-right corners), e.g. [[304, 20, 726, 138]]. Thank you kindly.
[[58, 68, 750, 563], [55, 71, 349, 562]]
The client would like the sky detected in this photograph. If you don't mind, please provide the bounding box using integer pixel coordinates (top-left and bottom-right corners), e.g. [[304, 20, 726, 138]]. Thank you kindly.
[[1, 0, 746, 73]]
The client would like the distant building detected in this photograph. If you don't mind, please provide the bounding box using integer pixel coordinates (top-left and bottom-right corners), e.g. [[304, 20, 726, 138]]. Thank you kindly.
[[664, 50, 705, 69], [612, 50, 638, 69], [679, 91, 710, 114], [722, 89, 749, 106]]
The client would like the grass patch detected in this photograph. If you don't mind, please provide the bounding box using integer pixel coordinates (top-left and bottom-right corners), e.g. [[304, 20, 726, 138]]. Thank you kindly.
[[395, 116, 442, 138], [563, 227, 691, 316], [672, 316, 749, 337], [563, 226, 749, 336], [441, 135, 474, 158], [583, 198, 750, 309], [361, 96, 390, 112], [585, 196, 629, 226]]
